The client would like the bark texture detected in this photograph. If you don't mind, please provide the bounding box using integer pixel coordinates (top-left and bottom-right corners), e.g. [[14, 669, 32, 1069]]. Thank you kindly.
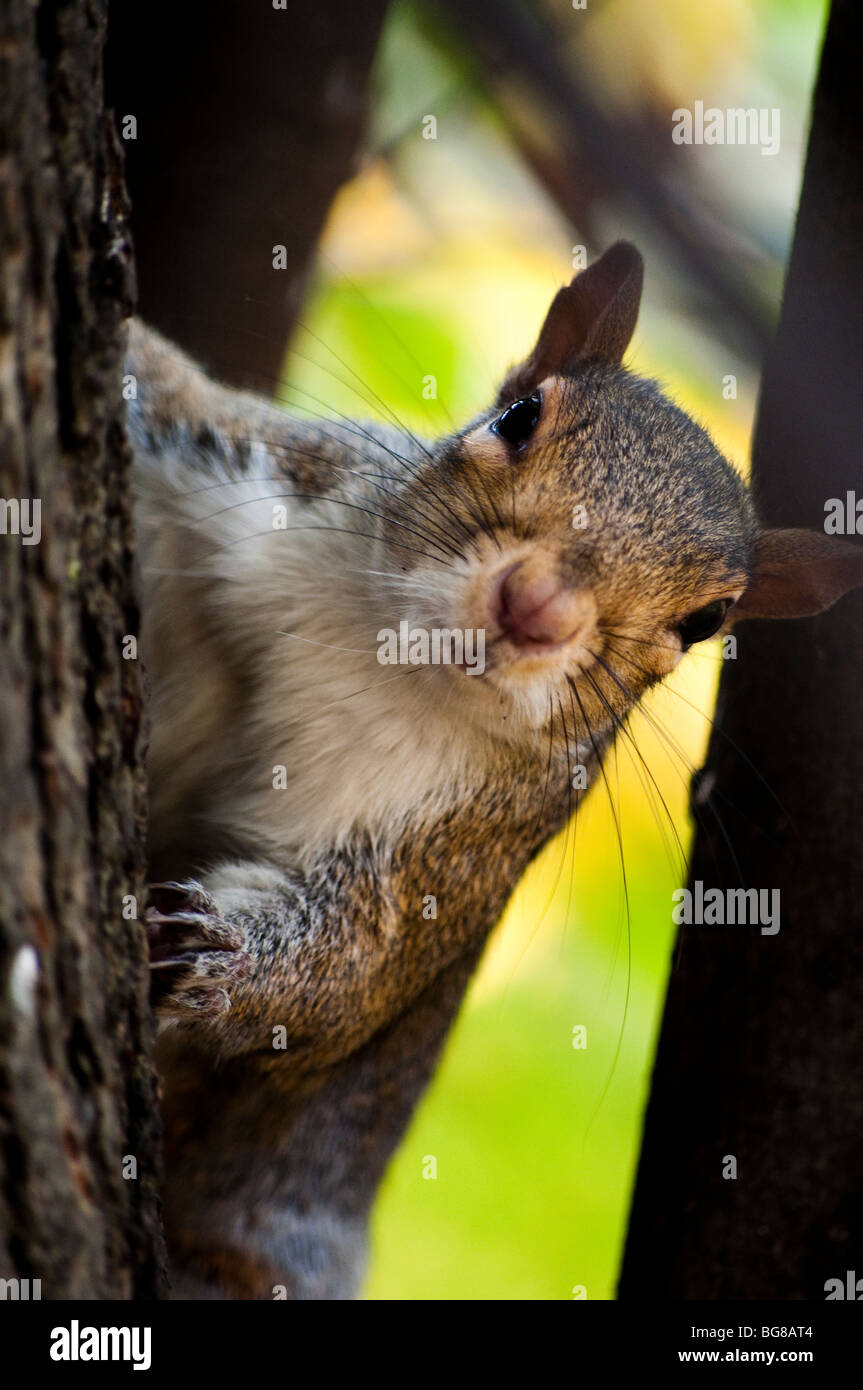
[[620, 0, 863, 1299], [105, 0, 390, 390], [0, 0, 164, 1297]]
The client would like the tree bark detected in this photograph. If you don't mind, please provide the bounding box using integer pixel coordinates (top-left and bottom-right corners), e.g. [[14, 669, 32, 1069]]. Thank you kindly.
[[0, 0, 164, 1298], [620, 0, 863, 1300], [105, 0, 390, 390]]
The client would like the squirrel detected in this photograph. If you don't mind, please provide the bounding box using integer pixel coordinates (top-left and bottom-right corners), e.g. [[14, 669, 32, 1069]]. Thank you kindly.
[[127, 242, 863, 1298]]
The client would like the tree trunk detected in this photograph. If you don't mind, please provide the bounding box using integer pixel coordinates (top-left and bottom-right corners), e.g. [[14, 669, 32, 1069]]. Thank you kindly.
[[0, 0, 164, 1298], [105, 0, 390, 390], [620, 0, 863, 1300]]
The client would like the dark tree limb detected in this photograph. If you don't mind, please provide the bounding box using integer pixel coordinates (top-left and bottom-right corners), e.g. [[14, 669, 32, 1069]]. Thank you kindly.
[[0, 0, 164, 1297], [105, 0, 390, 390], [620, 0, 863, 1300]]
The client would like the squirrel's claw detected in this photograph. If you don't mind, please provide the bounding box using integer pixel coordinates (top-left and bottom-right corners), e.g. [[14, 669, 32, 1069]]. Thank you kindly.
[[145, 881, 250, 1022]]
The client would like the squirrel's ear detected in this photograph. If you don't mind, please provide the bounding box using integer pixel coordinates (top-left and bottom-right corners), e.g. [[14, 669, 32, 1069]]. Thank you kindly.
[[734, 528, 863, 620], [497, 241, 644, 405]]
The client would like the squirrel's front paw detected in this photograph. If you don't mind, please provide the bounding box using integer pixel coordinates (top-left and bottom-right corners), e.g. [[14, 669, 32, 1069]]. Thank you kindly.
[[145, 881, 250, 1022]]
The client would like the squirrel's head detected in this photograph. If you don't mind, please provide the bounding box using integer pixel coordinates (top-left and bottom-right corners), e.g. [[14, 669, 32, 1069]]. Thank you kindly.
[[391, 242, 863, 746]]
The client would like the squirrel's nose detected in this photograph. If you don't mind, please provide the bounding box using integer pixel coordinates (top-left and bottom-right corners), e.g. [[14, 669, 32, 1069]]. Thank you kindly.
[[495, 561, 595, 647]]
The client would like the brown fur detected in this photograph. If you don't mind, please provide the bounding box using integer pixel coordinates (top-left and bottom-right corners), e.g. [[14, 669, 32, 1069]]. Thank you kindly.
[[129, 243, 863, 1299]]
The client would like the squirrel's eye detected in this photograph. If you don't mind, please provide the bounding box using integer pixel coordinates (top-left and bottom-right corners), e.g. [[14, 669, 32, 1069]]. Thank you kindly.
[[492, 392, 542, 449], [678, 599, 732, 649]]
